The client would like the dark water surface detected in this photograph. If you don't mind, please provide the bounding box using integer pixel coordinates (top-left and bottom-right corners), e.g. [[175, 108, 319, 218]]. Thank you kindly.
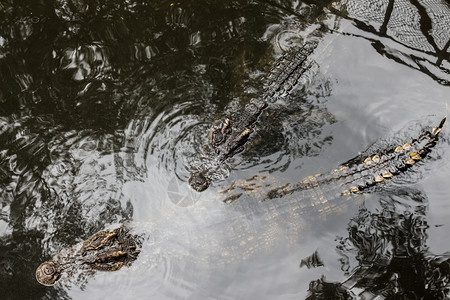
[[0, 0, 450, 299]]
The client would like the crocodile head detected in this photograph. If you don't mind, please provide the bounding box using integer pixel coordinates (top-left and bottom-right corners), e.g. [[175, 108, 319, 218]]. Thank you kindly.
[[208, 118, 231, 147], [189, 171, 210, 192], [36, 261, 62, 286]]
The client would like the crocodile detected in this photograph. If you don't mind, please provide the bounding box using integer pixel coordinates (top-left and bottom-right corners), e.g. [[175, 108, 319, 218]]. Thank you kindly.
[[220, 117, 447, 203], [189, 0, 450, 193], [36, 117, 446, 287], [36, 226, 141, 286], [189, 40, 320, 192]]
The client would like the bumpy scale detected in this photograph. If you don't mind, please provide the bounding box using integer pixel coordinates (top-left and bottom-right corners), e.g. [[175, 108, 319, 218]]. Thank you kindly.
[[221, 118, 446, 203], [189, 41, 319, 192], [37, 118, 446, 287], [36, 226, 141, 286]]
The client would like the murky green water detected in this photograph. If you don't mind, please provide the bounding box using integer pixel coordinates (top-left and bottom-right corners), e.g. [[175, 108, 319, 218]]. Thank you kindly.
[[1, 0, 450, 299]]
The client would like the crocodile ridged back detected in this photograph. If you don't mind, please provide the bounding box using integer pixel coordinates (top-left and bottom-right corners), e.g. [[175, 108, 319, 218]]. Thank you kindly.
[[263, 40, 319, 100]]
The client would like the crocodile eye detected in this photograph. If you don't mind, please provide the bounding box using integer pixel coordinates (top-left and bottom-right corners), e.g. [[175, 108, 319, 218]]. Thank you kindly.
[[212, 132, 224, 144], [189, 172, 210, 192], [44, 265, 54, 274], [36, 261, 62, 286]]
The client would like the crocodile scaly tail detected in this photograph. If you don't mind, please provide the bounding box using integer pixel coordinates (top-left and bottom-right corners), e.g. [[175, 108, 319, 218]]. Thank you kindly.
[[340, 117, 446, 194], [265, 117, 446, 199]]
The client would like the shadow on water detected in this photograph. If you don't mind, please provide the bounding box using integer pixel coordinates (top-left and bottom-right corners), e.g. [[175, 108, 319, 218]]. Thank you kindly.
[[305, 188, 450, 299], [0, 0, 449, 299]]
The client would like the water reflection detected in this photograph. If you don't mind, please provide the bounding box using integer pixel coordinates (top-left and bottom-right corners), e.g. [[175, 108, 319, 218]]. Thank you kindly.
[[306, 188, 450, 299], [0, 0, 449, 299], [332, 0, 450, 84], [1, 1, 316, 297]]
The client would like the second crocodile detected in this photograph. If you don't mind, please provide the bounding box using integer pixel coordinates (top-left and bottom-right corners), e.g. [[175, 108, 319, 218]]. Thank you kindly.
[[189, 40, 319, 192]]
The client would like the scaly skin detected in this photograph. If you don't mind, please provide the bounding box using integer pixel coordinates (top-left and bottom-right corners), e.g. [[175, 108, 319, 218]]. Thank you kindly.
[[221, 117, 446, 202], [36, 226, 141, 286], [189, 98, 267, 192], [189, 41, 319, 192], [36, 118, 445, 287]]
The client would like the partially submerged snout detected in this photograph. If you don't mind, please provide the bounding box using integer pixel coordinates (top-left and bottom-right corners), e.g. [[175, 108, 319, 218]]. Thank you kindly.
[[36, 261, 62, 286], [189, 172, 210, 192]]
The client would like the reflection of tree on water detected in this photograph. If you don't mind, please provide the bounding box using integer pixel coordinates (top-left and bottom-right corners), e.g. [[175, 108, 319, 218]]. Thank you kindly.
[[0, 231, 70, 299], [332, 0, 450, 85], [0, 1, 338, 297], [0, 115, 135, 298], [0, 0, 284, 125], [306, 189, 450, 299]]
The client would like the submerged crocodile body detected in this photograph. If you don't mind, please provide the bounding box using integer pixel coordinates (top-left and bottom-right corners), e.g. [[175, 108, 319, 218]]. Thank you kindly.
[[36, 117, 445, 287], [189, 41, 319, 192], [221, 117, 446, 203], [36, 226, 141, 286], [188, 97, 267, 192]]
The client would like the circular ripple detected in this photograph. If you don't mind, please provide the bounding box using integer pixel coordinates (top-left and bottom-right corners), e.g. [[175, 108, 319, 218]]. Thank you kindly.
[[276, 29, 305, 51], [167, 176, 202, 207]]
